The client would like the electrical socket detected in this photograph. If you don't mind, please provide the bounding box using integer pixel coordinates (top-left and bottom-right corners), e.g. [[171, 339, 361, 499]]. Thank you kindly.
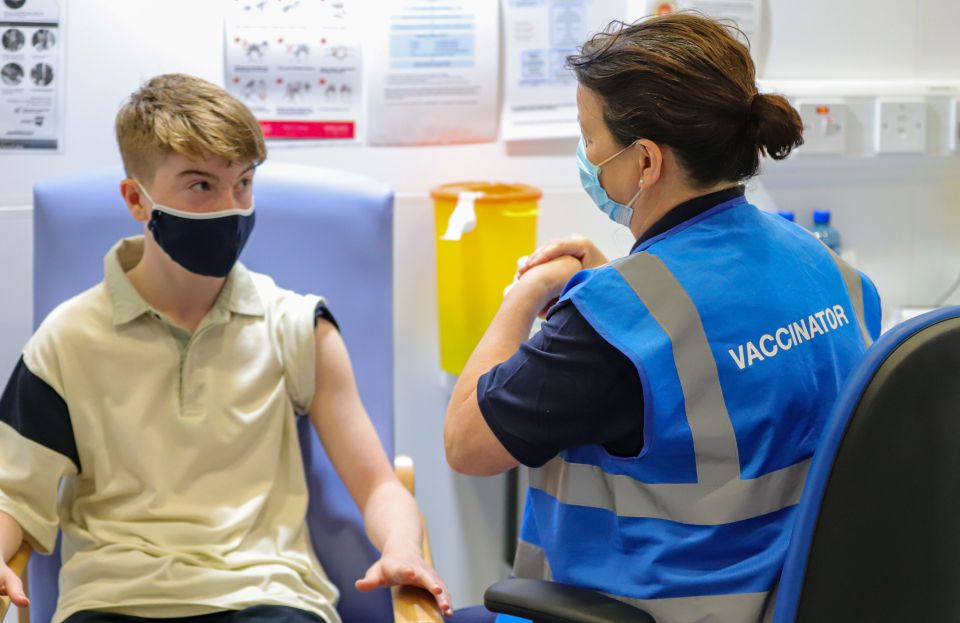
[[796, 99, 848, 155], [875, 98, 927, 154]]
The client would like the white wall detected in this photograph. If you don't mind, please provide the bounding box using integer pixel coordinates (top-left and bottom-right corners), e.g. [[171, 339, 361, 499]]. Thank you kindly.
[[0, 208, 31, 374], [2, 0, 960, 610]]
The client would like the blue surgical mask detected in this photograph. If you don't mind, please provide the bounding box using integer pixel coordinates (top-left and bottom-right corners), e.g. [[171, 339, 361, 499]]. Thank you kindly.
[[576, 137, 642, 227], [139, 183, 256, 278]]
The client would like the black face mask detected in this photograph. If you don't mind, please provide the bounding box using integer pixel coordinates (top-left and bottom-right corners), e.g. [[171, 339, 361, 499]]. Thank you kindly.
[[140, 185, 256, 278]]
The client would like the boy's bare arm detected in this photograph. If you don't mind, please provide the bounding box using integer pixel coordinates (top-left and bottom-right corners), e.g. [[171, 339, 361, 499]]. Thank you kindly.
[[307, 320, 453, 617], [0, 509, 29, 607], [0, 510, 22, 562]]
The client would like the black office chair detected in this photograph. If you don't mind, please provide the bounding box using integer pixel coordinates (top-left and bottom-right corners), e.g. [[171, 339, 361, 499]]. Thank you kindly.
[[484, 306, 960, 623]]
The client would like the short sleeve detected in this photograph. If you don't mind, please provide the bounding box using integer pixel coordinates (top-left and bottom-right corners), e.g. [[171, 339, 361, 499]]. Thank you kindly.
[[0, 338, 79, 553], [476, 301, 645, 468], [274, 290, 327, 414]]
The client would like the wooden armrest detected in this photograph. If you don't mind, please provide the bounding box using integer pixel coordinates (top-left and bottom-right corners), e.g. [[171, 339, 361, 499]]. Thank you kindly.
[[0, 542, 32, 620], [392, 455, 443, 623]]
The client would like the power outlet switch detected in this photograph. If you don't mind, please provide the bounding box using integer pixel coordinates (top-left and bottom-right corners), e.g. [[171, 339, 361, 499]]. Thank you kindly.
[[875, 98, 927, 154]]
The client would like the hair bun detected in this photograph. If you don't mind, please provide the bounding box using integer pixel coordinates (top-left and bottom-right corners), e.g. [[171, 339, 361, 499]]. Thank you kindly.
[[749, 92, 804, 160]]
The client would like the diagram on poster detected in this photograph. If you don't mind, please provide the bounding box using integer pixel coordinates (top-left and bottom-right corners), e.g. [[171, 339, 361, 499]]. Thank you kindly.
[[502, 0, 626, 142], [0, 0, 62, 151], [224, 0, 362, 142], [366, 0, 499, 146]]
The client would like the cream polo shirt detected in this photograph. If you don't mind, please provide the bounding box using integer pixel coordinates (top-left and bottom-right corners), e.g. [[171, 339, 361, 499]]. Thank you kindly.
[[0, 237, 341, 623]]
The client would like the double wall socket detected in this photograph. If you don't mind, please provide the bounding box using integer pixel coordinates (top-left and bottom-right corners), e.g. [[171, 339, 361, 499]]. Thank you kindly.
[[875, 98, 927, 154]]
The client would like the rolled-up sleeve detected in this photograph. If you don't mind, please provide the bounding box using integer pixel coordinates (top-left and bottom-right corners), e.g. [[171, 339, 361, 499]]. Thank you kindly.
[[274, 289, 336, 414]]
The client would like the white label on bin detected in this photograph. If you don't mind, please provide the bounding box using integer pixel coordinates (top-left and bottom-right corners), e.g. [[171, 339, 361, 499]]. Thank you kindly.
[[441, 191, 483, 241], [503, 255, 530, 298]]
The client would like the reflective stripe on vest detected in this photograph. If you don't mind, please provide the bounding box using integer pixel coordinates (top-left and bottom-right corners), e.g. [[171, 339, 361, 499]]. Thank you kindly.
[[512, 539, 552, 581], [823, 244, 874, 348], [617, 253, 741, 484]]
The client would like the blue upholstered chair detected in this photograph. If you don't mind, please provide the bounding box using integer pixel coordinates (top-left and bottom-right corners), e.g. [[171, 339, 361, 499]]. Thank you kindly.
[[485, 306, 960, 622], [0, 163, 439, 623]]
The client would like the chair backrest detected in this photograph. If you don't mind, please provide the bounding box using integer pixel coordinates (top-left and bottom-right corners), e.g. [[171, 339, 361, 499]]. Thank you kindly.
[[774, 306, 960, 623], [29, 163, 395, 622]]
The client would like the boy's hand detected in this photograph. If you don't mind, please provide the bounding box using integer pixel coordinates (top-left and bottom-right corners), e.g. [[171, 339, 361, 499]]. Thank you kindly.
[[0, 560, 29, 608], [355, 547, 452, 617]]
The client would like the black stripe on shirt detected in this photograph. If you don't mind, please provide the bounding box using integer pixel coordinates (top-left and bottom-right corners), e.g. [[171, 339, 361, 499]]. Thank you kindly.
[[314, 303, 339, 331], [0, 357, 81, 472]]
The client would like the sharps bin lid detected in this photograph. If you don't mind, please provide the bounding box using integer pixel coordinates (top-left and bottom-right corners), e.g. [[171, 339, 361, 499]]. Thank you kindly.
[[430, 181, 542, 203]]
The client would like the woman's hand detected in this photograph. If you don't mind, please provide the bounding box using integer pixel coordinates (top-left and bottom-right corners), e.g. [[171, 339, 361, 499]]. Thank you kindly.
[[512, 254, 584, 318], [356, 546, 453, 617], [518, 235, 608, 277]]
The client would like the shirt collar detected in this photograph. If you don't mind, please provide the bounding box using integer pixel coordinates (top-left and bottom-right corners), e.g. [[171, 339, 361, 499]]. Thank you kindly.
[[104, 236, 264, 326], [630, 185, 746, 254]]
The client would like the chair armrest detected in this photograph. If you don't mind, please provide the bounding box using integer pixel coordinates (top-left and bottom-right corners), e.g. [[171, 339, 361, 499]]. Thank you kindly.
[[392, 455, 443, 623], [0, 542, 32, 620], [484, 579, 657, 623]]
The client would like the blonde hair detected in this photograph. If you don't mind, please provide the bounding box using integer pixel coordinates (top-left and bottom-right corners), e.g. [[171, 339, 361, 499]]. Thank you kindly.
[[115, 73, 267, 181]]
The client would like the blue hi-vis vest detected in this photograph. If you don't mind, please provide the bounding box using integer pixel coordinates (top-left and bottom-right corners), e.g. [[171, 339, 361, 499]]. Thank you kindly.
[[501, 197, 881, 623]]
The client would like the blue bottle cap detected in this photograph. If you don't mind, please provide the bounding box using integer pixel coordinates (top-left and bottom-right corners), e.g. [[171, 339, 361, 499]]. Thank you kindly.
[[813, 210, 831, 224], [776, 211, 796, 222]]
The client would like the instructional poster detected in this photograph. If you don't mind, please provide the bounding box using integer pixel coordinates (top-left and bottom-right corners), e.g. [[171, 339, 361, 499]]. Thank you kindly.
[[0, 0, 62, 151], [502, 0, 626, 142], [366, 0, 499, 146], [644, 0, 763, 56], [224, 0, 362, 142]]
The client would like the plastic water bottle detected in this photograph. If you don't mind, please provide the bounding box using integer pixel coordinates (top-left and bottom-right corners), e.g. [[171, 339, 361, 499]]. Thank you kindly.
[[777, 211, 796, 222], [812, 210, 842, 253]]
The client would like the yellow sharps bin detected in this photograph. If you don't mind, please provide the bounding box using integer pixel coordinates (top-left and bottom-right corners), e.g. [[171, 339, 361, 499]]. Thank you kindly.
[[432, 181, 542, 375]]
